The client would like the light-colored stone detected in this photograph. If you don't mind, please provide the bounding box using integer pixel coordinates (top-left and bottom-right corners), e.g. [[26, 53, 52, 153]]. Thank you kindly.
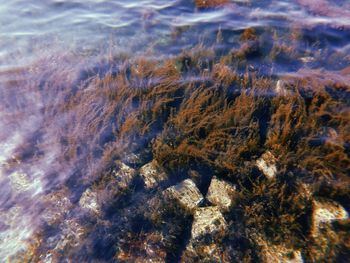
[[8, 171, 42, 195], [139, 160, 168, 189], [256, 151, 277, 179], [0, 206, 22, 226], [47, 219, 87, 256], [254, 234, 304, 263], [183, 242, 223, 262], [306, 199, 349, 261], [163, 179, 203, 212], [191, 206, 227, 240], [311, 199, 348, 237], [41, 190, 72, 225], [275, 80, 292, 96], [206, 177, 236, 211], [8, 171, 31, 192], [123, 153, 141, 166], [299, 56, 315, 63], [116, 232, 166, 263], [261, 243, 304, 263], [79, 188, 100, 214], [113, 161, 136, 189]]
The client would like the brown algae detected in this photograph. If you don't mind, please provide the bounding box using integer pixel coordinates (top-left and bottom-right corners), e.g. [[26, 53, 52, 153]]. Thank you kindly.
[[2, 9, 350, 263]]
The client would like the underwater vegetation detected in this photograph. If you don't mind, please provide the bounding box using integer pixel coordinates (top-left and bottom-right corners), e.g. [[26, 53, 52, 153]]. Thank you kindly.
[[194, 0, 231, 9], [1, 0, 350, 262]]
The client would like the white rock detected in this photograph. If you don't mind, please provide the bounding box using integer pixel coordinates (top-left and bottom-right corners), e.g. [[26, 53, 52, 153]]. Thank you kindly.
[[311, 199, 348, 237], [79, 188, 100, 214], [113, 161, 136, 189], [139, 160, 167, 189], [256, 151, 277, 179], [163, 179, 203, 212], [206, 177, 236, 211], [191, 206, 227, 240]]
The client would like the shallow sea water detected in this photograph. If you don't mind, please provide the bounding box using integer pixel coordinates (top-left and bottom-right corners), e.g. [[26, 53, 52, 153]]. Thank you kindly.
[[0, 0, 350, 262]]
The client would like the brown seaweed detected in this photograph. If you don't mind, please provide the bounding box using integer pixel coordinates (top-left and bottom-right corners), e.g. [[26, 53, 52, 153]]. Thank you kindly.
[[2, 21, 350, 262]]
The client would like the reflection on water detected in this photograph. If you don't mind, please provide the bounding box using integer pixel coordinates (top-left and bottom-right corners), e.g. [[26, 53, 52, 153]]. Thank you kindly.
[[0, 0, 349, 262]]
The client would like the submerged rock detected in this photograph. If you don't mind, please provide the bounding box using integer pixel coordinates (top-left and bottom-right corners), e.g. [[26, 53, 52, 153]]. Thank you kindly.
[[41, 190, 72, 225], [307, 198, 349, 261], [8, 171, 31, 192], [38, 219, 87, 262], [256, 151, 278, 180], [206, 177, 236, 211], [183, 242, 224, 262], [191, 206, 227, 240], [163, 179, 203, 212], [182, 206, 227, 261], [8, 171, 42, 195], [0, 206, 22, 226], [139, 160, 168, 189], [79, 188, 100, 215], [259, 242, 304, 263], [113, 161, 137, 189], [123, 153, 142, 167], [54, 219, 86, 251], [116, 231, 167, 262], [311, 199, 348, 237]]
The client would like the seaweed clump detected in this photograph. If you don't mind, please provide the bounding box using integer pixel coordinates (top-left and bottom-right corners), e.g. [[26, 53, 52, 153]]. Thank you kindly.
[[194, 0, 230, 9], [4, 23, 350, 262]]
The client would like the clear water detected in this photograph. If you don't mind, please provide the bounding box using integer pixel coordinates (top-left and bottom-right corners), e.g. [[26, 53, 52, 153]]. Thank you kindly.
[[0, 0, 349, 261], [1, 0, 349, 66]]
